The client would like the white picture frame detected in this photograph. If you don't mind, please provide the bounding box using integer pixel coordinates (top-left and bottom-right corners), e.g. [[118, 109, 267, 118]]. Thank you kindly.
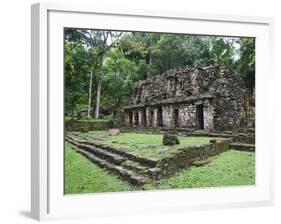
[[31, 2, 274, 221]]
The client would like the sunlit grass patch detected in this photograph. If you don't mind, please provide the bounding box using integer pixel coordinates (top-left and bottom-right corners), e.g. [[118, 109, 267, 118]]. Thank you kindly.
[[158, 149, 255, 189], [64, 143, 139, 194]]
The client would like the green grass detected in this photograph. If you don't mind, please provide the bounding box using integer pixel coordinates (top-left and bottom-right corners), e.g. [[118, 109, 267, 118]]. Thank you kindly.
[[64, 142, 255, 194], [70, 131, 217, 159], [158, 150, 255, 189], [64, 143, 139, 194]]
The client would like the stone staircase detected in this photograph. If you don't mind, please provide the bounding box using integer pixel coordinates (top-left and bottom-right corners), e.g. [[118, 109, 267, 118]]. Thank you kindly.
[[230, 132, 255, 152], [65, 135, 161, 185], [66, 133, 244, 186]]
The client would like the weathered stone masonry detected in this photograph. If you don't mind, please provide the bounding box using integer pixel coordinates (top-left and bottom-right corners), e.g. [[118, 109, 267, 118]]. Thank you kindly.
[[124, 61, 247, 131]]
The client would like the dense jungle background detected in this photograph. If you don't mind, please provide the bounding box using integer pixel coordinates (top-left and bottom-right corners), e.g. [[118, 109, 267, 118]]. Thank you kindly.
[[64, 29, 255, 120]]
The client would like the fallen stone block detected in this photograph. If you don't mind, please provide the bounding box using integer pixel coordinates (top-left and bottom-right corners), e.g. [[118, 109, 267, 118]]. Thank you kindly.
[[109, 128, 120, 136], [163, 134, 180, 146]]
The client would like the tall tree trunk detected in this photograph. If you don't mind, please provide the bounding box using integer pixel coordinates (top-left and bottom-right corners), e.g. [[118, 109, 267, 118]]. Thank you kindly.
[[95, 80, 101, 119], [95, 56, 103, 119], [87, 68, 93, 118]]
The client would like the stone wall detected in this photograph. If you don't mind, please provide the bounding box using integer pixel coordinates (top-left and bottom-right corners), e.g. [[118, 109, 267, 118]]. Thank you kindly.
[[154, 139, 230, 180], [65, 120, 109, 132], [178, 104, 196, 128], [162, 105, 174, 127]]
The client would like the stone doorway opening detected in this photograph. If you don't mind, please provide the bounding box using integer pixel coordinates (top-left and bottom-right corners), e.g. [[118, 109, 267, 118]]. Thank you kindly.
[[174, 108, 179, 127], [149, 110, 154, 127], [157, 107, 163, 127], [135, 111, 139, 126], [143, 109, 147, 127], [196, 104, 204, 129]]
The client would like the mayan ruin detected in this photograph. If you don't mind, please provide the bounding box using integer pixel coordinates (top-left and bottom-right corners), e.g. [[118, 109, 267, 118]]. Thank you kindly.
[[124, 61, 248, 131]]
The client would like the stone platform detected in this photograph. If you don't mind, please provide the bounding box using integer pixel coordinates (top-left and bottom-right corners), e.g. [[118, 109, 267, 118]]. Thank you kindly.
[[121, 127, 255, 149], [66, 134, 231, 186]]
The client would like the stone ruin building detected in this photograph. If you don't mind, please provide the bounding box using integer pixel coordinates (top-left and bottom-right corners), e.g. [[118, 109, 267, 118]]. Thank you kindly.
[[123, 61, 248, 131]]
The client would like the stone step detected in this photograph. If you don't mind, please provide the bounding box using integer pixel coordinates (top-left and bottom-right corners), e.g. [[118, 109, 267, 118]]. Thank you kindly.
[[122, 160, 161, 180], [232, 134, 255, 144], [66, 135, 159, 167], [191, 159, 210, 167], [121, 160, 149, 174], [67, 136, 156, 175], [122, 160, 161, 179], [70, 144, 150, 185], [230, 142, 255, 152], [66, 135, 156, 183], [78, 143, 126, 165], [66, 136, 126, 165], [120, 160, 162, 179]]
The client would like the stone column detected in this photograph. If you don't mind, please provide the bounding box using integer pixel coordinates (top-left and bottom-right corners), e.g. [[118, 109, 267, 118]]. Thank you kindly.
[[153, 108, 158, 127], [132, 111, 136, 127], [169, 106, 174, 128], [146, 108, 151, 127], [124, 111, 130, 127], [203, 101, 214, 130], [138, 110, 142, 127], [161, 106, 168, 128], [177, 108, 182, 128]]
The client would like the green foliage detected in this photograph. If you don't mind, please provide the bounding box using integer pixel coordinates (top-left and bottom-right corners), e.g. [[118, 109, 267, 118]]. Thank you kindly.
[[102, 48, 138, 113], [64, 29, 255, 118], [120, 33, 214, 76], [210, 37, 236, 65], [151, 34, 211, 72], [64, 41, 91, 118], [235, 38, 255, 93]]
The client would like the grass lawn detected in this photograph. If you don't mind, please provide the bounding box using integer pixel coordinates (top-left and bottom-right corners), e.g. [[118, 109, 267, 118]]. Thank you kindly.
[[158, 149, 255, 189], [64, 142, 255, 194], [70, 131, 218, 159]]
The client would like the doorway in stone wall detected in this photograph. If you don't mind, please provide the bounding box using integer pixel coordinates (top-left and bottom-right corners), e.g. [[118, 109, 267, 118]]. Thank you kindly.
[[149, 110, 154, 127], [196, 104, 204, 129], [143, 109, 147, 127], [157, 107, 163, 127], [174, 108, 179, 127], [135, 111, 139, 126]]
